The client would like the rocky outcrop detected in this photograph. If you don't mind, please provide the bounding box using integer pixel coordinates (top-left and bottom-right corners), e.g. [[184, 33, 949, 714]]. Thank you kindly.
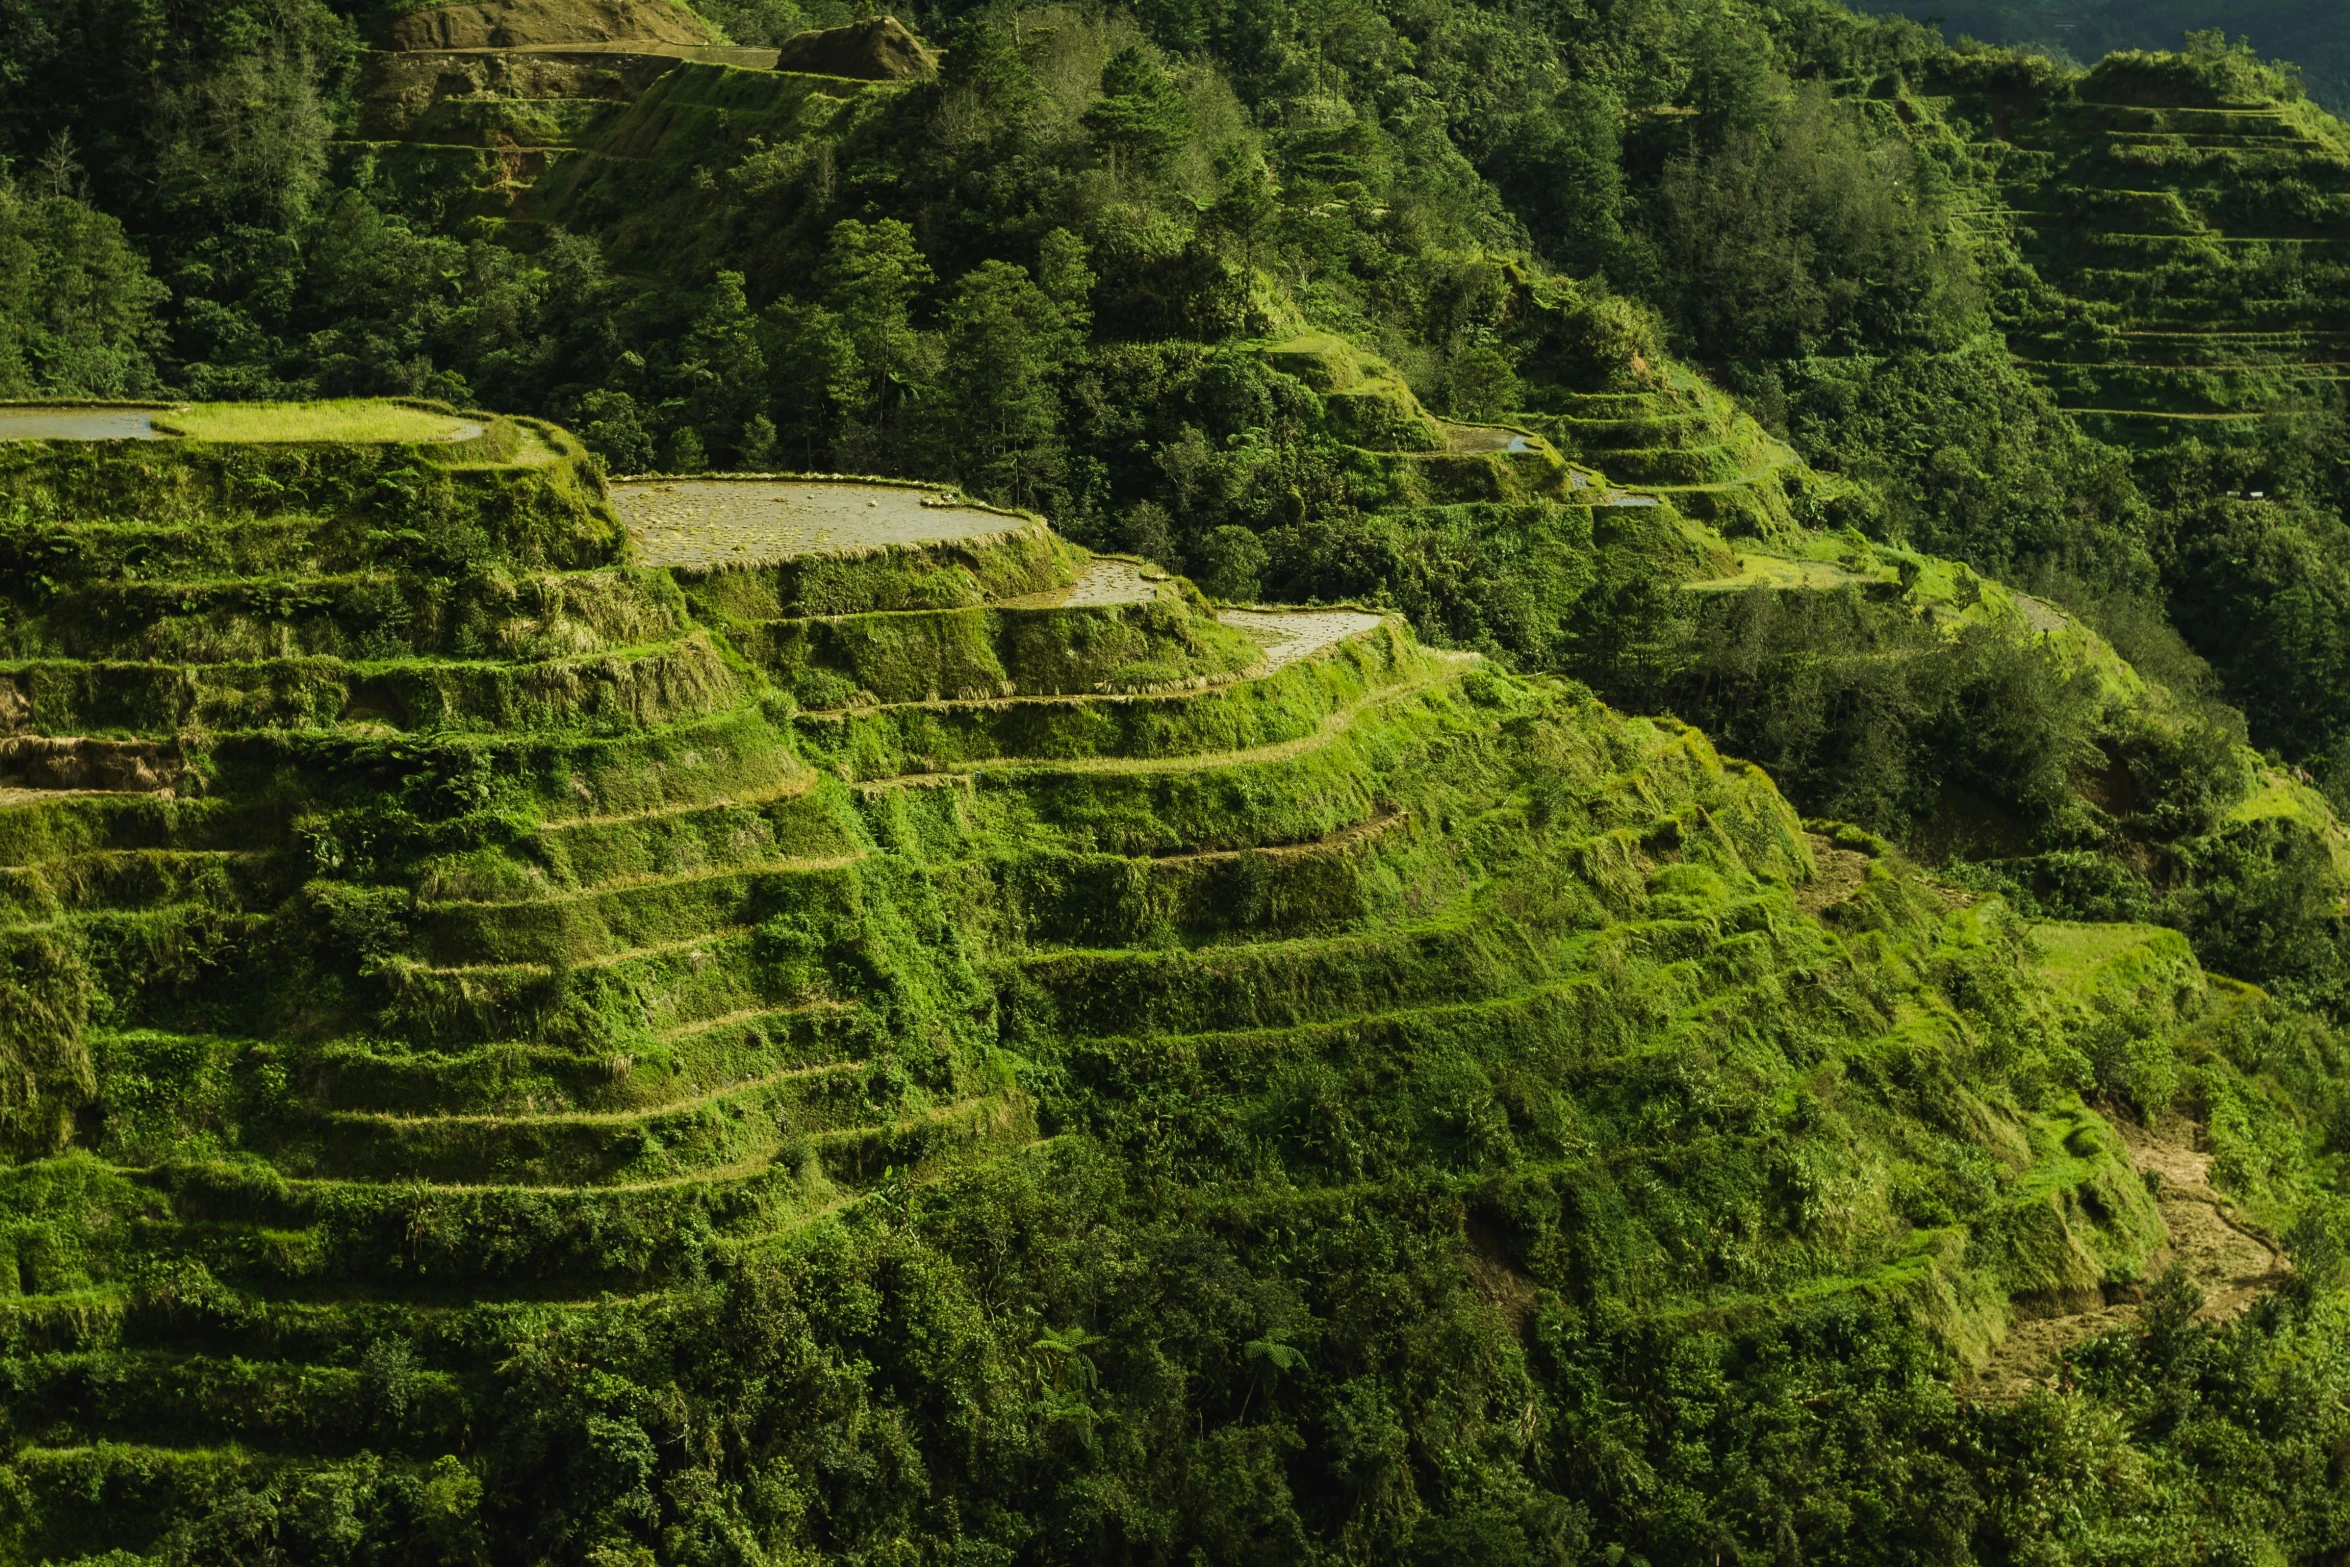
[[771, 15, 937, 79]]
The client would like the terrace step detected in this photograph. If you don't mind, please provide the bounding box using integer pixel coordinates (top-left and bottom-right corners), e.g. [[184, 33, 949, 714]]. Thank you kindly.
[[5, 1348, 470, 1456], [0, 849, 283, 922], [0, 631, 745, 735], [853, 657, 1472, 790], [405, 851, 868, 967], [92, 1008, 869, 1146], [289, 1058, 880, 1186]]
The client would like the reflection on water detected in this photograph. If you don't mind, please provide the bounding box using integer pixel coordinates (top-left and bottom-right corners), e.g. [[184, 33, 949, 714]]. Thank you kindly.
[[0, 408, 164, 440]]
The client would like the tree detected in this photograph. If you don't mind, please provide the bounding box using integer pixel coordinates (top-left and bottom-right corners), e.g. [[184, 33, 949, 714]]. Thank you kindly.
[[814, 218, 933, 445], [931, 260, 1073, 509], [0, 175, 168, 397], [1195, 524, 1269, 601], [1205, 151, 1280, 277], [1082, 46, 1193, 181], [1037, 228, 1096, 330], [676, 270, 768, 466], [1486, 80, 1625, 275]]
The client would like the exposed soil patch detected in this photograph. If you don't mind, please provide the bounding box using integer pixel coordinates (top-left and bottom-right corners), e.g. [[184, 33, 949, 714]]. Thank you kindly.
[[2009, 591, 2069, 635], [1795, 832, 1873, 915], [614, 479, 1024, 567], [772, 15, 937, 79], [1970, 1115, 2289, 1399], [1465, 1219, 1540, 1337]]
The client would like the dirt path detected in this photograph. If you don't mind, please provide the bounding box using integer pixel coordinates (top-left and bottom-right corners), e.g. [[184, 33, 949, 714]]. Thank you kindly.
[[1971, 1117, 2289, 1398]]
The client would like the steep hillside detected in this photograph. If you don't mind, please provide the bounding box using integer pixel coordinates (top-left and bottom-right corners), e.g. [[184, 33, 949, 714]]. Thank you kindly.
[[1937, 46, 2350, 441], [15, 0, 2350, 1558], [0, 412, 2326, 1562]]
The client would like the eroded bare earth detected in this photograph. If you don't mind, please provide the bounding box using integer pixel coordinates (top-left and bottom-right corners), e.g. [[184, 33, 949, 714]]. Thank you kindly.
[[1972, 1117, 2289, 1399]]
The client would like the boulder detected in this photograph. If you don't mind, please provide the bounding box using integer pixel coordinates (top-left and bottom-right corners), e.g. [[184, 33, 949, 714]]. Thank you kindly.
[[772, 15, 938, 80]]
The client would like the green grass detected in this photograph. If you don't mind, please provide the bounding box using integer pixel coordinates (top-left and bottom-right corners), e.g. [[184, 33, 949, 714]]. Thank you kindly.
[[149, 399, 486, 444]]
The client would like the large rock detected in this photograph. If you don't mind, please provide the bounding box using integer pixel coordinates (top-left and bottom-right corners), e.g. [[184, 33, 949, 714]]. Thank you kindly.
[[383, 0, 713, 50], [772, 15, 938, 79]]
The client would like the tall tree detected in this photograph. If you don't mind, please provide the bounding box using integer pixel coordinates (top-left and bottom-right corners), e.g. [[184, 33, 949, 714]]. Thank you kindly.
[[0, 175, 168, 397], [1083, 46, 1193, 181], [814, 217, 933, 451], [931, 260, 1075, 508]]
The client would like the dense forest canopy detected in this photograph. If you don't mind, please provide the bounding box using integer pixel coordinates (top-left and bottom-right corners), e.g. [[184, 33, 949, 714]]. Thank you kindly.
[[8, 0, 2350, 1561]]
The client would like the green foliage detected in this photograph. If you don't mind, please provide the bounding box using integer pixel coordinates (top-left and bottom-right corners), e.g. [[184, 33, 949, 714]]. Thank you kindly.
[[0, 418, 2281, 1564], [813, 216, 933, 456], [0, 174, 168, 399], [1917, 6, 2349, 113], [1084, 44, 1195, 179], [924, 258, 1077, 509], [1192, 523, 1268, 601], [1636, 81, 1984, 360], [16, 0, 2350, 1557], [1587, 583, 2108, 844]]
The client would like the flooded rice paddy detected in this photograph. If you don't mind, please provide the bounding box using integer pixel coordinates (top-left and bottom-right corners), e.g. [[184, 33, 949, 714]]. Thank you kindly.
[[616, 479, 1024, 566]]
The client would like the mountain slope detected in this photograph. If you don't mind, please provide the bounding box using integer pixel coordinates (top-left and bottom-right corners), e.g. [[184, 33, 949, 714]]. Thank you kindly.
[[0, 412, 2305, 1564]]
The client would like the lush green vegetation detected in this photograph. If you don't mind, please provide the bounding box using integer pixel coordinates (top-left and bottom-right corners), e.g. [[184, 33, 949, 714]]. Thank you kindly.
[[11, 0, 2350, 1559], [0, 423, 2337, 1567]]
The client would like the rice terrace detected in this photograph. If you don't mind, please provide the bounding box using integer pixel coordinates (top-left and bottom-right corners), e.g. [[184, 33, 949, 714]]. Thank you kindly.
[[7, 0, 2350, 1562]]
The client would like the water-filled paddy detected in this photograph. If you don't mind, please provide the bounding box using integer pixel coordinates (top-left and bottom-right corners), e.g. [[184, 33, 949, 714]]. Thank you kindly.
[[999, 558, 1164, 607], [0, 408, 166, 440], [615, 478, 1025, 566], [1219, 608, 1389, 669]]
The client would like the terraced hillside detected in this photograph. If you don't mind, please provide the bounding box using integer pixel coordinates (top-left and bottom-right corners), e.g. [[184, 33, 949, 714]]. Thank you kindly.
[[0, 410, 2245, 1557], [346, 2, 932, 238], [1944, 49, 2350, 442], [349, 0, 760, 231]]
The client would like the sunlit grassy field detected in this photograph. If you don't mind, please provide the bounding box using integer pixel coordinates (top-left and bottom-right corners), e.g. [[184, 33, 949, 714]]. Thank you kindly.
[[150, 399, 484, 443]]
